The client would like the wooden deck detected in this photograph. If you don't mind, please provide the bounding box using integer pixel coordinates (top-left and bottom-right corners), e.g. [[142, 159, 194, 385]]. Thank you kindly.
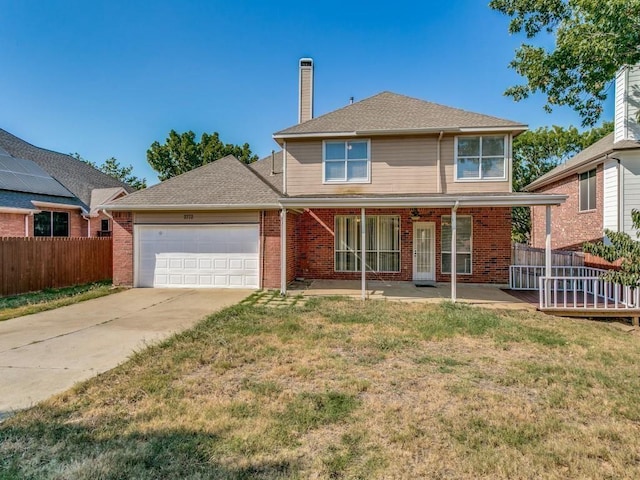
[[502, 289, 640, 326]]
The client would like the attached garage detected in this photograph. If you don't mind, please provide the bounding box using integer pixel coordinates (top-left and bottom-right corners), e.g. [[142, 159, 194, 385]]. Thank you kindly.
[[135, 224, 259, 288]]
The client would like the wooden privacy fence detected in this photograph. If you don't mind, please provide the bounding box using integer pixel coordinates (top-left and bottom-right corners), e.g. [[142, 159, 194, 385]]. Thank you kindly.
[[512, 243, 584, 267], [0, 237, 112, 296]]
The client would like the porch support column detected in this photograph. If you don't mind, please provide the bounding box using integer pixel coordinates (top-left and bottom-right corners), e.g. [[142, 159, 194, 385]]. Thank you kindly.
[[545, 206, 552, 278], [280, 208, 287, 295], [361, 208, 366, 300], [451, 202, 459, 303]]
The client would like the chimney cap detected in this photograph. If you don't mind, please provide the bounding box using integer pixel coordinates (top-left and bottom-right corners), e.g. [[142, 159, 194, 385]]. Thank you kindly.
[[299, 58, 313, 67]]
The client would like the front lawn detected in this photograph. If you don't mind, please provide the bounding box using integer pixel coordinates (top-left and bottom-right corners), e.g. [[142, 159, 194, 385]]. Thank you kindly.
[[1, 297, 639, 479], [0, 281, 122, 321]]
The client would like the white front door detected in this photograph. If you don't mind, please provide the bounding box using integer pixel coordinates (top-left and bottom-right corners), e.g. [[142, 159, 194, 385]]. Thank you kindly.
[[413, 222, 435, 282]]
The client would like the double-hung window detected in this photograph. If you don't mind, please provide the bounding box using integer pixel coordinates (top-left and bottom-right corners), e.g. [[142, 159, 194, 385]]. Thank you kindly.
[[441, 215, 472, 274], [324, 140, 370, 182], [579, 169, 596, 211], [34, 211, 69, 237], [335, 215, 400, 272], [456, 136, 507, 180]]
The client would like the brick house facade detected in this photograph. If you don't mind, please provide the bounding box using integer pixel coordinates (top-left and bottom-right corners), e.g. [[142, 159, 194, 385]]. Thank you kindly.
[[530, 165, 604, 250]]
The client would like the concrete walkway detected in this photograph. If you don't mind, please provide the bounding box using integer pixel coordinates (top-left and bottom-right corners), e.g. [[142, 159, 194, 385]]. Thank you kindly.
[[292, 280, 534, 310], [0, 288, 251, 416]]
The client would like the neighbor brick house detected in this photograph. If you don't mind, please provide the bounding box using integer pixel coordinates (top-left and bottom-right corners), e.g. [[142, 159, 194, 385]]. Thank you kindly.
[[104, 58, 565, 295], [527, 64, 640, 250], [0, 129, 132, 238]]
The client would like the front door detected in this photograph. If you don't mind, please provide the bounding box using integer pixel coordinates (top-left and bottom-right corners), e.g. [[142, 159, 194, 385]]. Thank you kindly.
[[413, 222, 435, 282]]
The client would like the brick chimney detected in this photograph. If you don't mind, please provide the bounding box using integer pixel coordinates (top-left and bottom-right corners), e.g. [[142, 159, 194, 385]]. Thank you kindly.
[[298, 58, 314, 124], [614, 64, 640, 142]]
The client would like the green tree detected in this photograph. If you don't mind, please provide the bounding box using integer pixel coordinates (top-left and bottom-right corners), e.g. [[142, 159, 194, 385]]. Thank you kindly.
[[490, 0, 640, 126], [73, 153, 147, 190], [147, 130, 258, 181], [512, 121, 613, 242], [583, 210, 640, 286]]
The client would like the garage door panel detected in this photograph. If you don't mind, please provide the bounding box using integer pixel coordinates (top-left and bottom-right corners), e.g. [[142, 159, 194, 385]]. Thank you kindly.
[[137, 225, 259, 289]]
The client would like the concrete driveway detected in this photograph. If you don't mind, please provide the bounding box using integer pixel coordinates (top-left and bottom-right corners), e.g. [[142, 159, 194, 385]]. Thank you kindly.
[[0, 288, 251, 416]]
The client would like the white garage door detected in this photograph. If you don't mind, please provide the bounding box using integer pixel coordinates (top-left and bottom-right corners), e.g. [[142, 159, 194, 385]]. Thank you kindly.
[[136, 225, 259, 288]]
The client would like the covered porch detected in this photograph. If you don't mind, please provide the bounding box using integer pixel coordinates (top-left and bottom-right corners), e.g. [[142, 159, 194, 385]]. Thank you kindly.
[[278, 192, 567, 302]]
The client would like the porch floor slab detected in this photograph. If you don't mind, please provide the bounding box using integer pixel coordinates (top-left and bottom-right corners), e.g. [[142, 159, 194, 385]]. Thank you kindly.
[[290, 280, 534, 310]]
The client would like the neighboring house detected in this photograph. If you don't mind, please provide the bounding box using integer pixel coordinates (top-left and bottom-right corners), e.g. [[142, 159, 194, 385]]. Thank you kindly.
[[104, 58, 565, 292], [0, 129, 133, 237], [527, 64, 640, 250]]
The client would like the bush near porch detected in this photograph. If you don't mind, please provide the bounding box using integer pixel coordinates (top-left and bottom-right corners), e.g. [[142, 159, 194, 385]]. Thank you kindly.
[[1, 297, 639, 479]]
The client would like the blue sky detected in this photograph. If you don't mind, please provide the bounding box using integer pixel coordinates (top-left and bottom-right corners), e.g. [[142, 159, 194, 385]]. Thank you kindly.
[[0, 0, 614, 185]]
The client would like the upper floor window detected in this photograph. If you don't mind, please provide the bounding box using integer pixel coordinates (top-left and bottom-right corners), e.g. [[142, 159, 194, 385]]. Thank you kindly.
[[579, 169, 596, 211], [455, 135, 507, 181], [323, 140, 370, 183], [34, 211, 69, 237]]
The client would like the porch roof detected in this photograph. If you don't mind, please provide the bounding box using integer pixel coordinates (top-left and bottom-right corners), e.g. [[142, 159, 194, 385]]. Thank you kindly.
[[278, 192, 567, 208]]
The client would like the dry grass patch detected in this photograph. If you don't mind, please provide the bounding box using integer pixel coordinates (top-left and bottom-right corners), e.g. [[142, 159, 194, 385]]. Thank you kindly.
[[2, 298, 640, 479]]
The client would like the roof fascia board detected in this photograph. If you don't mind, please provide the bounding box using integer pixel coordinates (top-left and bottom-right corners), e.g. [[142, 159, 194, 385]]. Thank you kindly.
[[30, 201, 86, 213], [101, 203, 282, 211], [0, 206, 40, 214], [279, 194, 566, 208]]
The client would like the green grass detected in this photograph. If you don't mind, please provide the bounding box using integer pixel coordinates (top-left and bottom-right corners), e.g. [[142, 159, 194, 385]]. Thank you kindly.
[[0, 281, 122, 321], [2, 297, 640, 479]]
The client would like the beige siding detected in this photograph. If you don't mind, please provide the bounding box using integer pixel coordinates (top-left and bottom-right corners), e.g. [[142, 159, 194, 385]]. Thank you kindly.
[[134, 211, 259, 224], [286, 135, 511, 195]]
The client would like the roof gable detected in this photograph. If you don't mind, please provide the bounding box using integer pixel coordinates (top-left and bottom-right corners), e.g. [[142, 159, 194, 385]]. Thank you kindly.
[[274, 91, 526, 137], [105, 155, 280, 209]]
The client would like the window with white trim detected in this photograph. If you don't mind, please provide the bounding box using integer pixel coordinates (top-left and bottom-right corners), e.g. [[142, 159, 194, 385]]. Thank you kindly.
[[335, 215, 400, 272], [579, 169, 596, 211], [34, 211, 69, 237], [324, 140, 370, 182], [441, 215, 472, 274], [455, 136, 506, 180]]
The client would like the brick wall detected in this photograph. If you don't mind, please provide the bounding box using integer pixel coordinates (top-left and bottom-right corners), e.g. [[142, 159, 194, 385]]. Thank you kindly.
[[531, 164, 603, 250], [112, 211, 133, 286], [261, 210, 281, 289], [293, 207, 511, 284], [0, 213, 27, 237], [0, 210, 88, 237]]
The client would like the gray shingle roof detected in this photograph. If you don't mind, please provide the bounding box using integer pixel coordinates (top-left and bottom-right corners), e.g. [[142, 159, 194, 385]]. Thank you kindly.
[[526, 133, 640, 191], [0, 129, 134, 207], [248, 151, 283, 194], [0, 189, 85, 211], [274, 91, 526, 136], [105, 155, 280, 209]]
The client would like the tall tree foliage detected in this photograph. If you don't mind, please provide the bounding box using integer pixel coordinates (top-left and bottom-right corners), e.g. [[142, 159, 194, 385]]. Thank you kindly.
[[146, 130, 258, 181], [490, 0, 640, 126], [74, 154, 147, 190], [583, 210, 640, 286], [512, 121, 613, 242]]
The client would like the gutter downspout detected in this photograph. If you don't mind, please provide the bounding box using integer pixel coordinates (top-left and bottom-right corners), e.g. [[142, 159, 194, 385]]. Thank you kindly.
[[282, 141, 287, 195], [436, 131, 444, 193], [617, 158, 623, 233], [25, 212, 33, 237], [451, 200, 459, 303]]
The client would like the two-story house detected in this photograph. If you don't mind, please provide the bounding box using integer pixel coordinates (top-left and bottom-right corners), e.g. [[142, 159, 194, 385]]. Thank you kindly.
[[527, 64, 640, 250], [105, 59, 565, 296]]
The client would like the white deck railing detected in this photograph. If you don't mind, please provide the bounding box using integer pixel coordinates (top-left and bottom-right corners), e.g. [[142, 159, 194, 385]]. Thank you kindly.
[[509, 265, 607, 290], [538, 276, 640, 310]]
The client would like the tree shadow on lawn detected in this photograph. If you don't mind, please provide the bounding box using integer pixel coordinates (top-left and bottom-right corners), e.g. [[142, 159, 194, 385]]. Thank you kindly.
[[1, 413, 298, 480]]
